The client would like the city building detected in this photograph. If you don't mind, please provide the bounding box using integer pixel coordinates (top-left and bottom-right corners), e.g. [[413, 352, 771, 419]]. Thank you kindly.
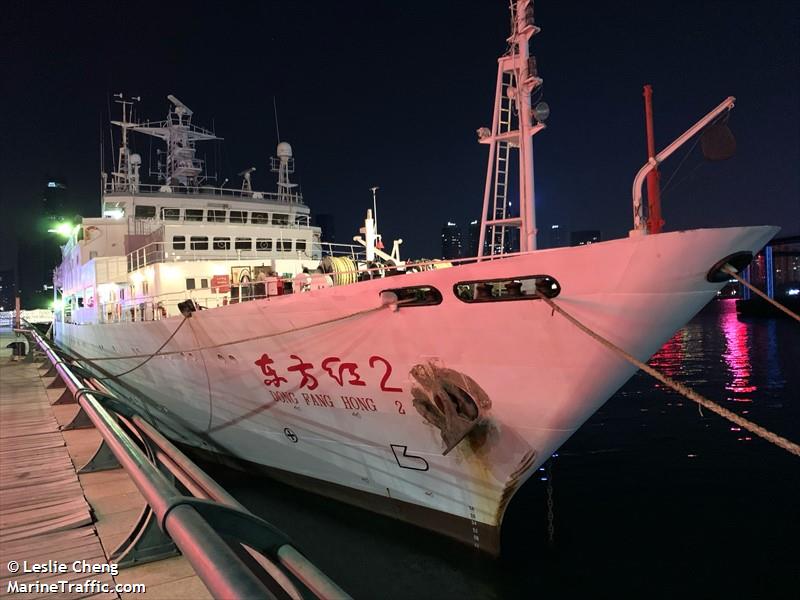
[[544, 224, 566, 249], [17, 178, 72, 309], [42, 177, 69, 217], [465, 220, 482, 257], [441, 222, 462, 260], [570, 230, 601, 246], [0, 269, 15, 311]]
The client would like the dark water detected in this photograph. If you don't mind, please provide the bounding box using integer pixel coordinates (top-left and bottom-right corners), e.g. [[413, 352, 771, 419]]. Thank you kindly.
[[207, 300, 799, 599]]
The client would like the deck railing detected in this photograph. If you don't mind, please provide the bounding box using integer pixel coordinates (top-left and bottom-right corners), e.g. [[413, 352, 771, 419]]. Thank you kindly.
[[126, 241, 366, 272], [105, 181, 305, 204]]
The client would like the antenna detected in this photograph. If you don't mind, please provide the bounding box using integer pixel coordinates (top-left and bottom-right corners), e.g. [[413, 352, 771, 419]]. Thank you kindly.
[[370, 186, 380, 236], [167, 94, 193, 116], [273, 97, 281, 143], [110, 93, 141, 191]]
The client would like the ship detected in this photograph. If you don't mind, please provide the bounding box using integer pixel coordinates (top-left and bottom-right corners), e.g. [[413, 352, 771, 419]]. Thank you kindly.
[[52, 1, 777, 554]]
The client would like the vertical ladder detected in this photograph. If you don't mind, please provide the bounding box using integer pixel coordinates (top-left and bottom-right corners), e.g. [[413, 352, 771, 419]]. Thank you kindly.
[[490, 72, 516, 255], [477, 0, 545, 259]]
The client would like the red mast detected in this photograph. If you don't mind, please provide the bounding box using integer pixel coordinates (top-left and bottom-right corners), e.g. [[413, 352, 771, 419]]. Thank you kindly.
[[643, 84, 664, 234]]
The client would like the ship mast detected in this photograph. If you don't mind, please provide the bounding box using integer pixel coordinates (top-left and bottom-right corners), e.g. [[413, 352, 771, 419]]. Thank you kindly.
[[132, 95, 220, 190], [109, 94, 141, 192], [477, 0, 548, 257]]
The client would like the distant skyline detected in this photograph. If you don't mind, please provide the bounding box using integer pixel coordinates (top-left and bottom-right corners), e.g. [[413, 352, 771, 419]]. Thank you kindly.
[[2, 1, 798, 273]]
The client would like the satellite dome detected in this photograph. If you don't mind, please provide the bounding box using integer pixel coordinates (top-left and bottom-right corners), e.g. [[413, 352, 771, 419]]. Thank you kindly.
[[276, 142, 293, 158], [130, 153, 142, 165]]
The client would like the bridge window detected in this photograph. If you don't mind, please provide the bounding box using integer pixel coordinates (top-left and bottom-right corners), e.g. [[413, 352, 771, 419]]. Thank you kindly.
[[383, 286, 442, 307], [453, 275, 561, 303], [278, 240, 292, 252], [190, 236, 209, 250], [235, 238, 252, 250], [207, 210, 226, 223], [200, 278, 209, 289], [252, 212, 269, 224], [295, 240, 307, 252], [230, 211, 247, 224], [213, 237, 231, 250], [272, 213, 289, 226], [185, 209, 204, 222], [186, 278, 196, 290], [134, 205, 156, 218], [162, 208, 180, 221], [173, 236, 186, 250], [256, 238, 272, 251]]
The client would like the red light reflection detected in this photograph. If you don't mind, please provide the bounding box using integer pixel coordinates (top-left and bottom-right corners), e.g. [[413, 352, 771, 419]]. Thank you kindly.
[[720, 299, 756, 397], [649, 329, 685, 382]]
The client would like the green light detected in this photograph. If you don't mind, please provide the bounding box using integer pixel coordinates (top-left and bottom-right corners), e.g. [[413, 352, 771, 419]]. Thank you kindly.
[[50, 299, 64, 311], [47, 222, 74, 237]]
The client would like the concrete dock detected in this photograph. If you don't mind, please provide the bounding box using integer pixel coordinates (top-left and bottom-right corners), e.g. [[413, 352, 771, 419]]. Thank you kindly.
[[0, 332, 211, 599]]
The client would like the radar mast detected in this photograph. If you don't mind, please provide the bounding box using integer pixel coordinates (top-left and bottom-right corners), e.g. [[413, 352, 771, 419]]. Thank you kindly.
[[132, 95, 221, 189]]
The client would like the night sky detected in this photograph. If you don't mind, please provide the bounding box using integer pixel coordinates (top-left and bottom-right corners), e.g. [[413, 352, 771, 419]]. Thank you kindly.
[[1, 0, 798, 271]]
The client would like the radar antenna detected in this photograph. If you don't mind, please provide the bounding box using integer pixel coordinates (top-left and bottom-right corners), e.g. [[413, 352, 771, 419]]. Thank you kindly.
[[270, 142, 298, 202]]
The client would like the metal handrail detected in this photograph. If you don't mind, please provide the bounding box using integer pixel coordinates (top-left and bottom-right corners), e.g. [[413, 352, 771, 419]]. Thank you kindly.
[[28, 328, 350, 600], [105, 181, 304, 204], [121, 410, 349, 600]]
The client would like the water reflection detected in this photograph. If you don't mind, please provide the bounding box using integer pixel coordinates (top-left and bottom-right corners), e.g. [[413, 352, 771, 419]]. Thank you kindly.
[[765, 318, 783, 389], [719, 299, 757, 397], [649, 329, 685, 380]]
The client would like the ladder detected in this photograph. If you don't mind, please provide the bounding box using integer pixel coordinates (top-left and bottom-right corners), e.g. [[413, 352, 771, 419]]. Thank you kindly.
[[489, 71, 520, 255], [477, 0, 544, 258]]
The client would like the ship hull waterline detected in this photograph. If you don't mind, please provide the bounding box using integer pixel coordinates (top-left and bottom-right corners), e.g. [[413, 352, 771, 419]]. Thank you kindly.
[[55, 225, 777, 554]]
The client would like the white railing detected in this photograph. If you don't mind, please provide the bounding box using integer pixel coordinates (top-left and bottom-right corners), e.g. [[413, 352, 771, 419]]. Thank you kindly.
[[72, 248, 540, 325], [0, 309, 53, 326], [126, 241, 367, 271], [105, 182, 304, 204]]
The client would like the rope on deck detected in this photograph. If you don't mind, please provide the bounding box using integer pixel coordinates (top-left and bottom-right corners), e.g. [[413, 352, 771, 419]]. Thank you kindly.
[[722, 265, 800, 324], [534, 291, 800, 458]]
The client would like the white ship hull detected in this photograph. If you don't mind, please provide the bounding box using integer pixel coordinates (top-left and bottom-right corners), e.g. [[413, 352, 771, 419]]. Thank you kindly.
[[55, 225, 776, 553]]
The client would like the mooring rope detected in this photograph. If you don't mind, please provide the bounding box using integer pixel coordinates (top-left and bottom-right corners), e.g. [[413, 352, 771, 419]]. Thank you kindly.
[[79, 301, 398, 364], [722, 265, 800, 323], [535, 291, 800, 458], [93, 316, 189, 379]]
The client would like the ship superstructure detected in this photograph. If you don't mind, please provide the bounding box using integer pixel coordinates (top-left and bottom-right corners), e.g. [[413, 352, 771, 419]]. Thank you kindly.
[[57, 94, 329, 325], [52, 1, 776, 555]]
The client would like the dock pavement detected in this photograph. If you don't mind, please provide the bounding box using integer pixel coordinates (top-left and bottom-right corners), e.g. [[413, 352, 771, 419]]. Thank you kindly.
[[0, 330, 211, 599]]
